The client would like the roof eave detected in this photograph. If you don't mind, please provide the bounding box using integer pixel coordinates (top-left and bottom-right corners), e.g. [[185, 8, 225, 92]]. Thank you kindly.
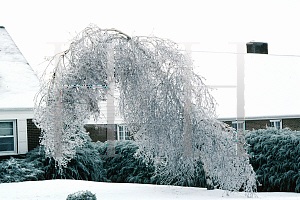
[[218, 114, 300, 121]]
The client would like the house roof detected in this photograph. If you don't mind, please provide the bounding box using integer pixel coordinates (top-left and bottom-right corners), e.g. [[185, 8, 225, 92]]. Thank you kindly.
[[199, 53, 300, 120], [86, 52, 300, 124], [0, 26, 40, 109]]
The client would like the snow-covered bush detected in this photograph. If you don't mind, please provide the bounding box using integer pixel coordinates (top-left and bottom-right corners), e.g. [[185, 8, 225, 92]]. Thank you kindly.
[[26, 138, 107, 182], [66, 190, 97, 200], [245, 127, 300, 193], [0, 157, 44, 183], [96, 140, 154, 184], [96, 140, 208, 188]]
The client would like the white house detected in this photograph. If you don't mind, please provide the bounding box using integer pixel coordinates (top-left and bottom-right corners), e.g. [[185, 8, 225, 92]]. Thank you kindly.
[[2, 26, 298, 155], [199, 49, 300, 130], [0, 26, 40, 156], [84, 89, 130, 142], [86, 43, 300, 139]]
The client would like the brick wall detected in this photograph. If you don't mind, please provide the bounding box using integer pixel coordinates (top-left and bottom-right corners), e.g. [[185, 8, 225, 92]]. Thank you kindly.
[[223, 120, 269, 130], [26, 121, 119, 152], [222, 118, 300, 131], [223, 121, 232, 127], [84, 124, 117, 142], [282, 118, 300, 131], [27, 119, 42, 151], [245, 120, 270, 130]]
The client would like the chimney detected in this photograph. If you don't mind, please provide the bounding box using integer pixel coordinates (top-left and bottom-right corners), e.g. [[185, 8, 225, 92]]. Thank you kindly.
[[246, 42, 268, 54]]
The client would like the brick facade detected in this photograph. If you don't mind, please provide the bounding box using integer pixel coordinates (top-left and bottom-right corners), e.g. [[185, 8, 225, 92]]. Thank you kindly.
[[282, 118, 300, 131], [26, 119, 41, 151], [25, 118, 299, 153], [26, 120, 118, 153], [224, 121, 232, 127], [84, 124, 118, 142], [223, 118, 300, 131], [245, 120, 270, 130]]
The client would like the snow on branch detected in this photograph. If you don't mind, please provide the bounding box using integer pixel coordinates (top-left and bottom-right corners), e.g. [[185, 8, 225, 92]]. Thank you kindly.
[[33, 25, 257, 196]]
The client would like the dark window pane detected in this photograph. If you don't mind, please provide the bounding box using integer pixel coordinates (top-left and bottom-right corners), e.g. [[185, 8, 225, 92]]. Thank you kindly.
[[275, 121, 280, 129], [119, 132, 124, 140], [0, 137, 14, 151], [0, 122, 13, 129], [125, 131, 130, 140], [232, 123, 237, 130], [238, 123, 244, 129], [0, 129, 13, 136]]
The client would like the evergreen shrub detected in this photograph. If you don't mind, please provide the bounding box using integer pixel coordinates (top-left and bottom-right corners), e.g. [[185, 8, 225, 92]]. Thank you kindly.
[[96, 140, 154, 184], [26, 137, 107, 182], [245, 127, 300, 193], [0, 157, 44, 183], [66, 190, 97, 200], [96, 140, 208, 188], [0, 138, 208, 188]]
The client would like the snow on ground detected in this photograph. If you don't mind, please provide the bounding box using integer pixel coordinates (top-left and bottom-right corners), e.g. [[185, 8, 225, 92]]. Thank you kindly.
[[0, 180, 299, 200]]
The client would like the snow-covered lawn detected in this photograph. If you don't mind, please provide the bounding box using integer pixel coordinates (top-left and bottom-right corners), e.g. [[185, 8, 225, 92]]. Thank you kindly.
[[0, 180, 299, 200]]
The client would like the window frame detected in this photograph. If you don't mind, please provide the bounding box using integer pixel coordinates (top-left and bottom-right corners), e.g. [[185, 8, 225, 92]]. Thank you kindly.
[[0, 120, 17, 154], [232, 121, 245, 131], [117, 124, 130, 141], [270, 119, 282, 130]]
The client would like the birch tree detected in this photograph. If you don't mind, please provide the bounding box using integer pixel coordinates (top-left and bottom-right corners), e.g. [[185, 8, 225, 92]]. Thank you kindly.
[[33, 24, 257, 196]]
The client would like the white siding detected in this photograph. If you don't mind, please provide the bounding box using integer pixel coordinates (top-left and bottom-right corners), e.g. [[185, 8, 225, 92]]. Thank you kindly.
[[17, 119, 28, 154]]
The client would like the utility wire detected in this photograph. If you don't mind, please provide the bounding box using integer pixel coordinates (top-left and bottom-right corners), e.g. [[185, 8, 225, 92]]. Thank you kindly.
[[179, 50, 300, 57]]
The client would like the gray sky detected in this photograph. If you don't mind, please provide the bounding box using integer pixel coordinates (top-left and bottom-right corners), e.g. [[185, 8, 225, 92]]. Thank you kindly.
[[2, 0, 300, 71], [1, 0, 300, 118]]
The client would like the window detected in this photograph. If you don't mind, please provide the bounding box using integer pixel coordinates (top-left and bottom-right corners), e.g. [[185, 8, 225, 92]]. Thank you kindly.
[[118, 125, 130, 140], [0, 121, 16, 152], [232, 121, 245, 131], [270, 120, 282, 130]]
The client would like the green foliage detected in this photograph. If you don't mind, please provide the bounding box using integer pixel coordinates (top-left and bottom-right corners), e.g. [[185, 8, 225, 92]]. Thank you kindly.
[[95, 140, 208, 188], [26, 137, 107, 182], [96, 140, 154, 184], [66, 190, 97, 200], [0, 139, 208, 189], [245, 127, 300, 193], [0, 157, 44, 183]]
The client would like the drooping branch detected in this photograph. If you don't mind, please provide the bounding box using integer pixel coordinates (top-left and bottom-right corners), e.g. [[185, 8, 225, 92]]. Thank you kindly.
[[33, 25, 257, 196]]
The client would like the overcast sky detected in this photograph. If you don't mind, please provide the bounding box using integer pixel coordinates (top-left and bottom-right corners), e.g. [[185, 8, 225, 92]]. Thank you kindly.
[[2, 0, 300, 71], [1, 0, 300, 118]]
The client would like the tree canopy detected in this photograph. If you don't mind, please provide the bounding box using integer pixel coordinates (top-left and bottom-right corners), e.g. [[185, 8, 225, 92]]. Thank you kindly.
[[33, 24, 257, 196]]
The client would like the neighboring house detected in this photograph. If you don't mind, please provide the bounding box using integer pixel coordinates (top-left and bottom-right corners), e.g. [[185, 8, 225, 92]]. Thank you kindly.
[[86, 48, 300, 142], [213, 52, 300, 131], [2, 26, 298, 157], [0, 26, 41, 156], [84, 90, 130, 142], [0, 26, 128, 154], [219, 115, 300, 131]]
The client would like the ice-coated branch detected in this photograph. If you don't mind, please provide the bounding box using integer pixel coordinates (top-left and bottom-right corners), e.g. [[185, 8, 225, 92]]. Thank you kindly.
[[33, 25, 257, 196]]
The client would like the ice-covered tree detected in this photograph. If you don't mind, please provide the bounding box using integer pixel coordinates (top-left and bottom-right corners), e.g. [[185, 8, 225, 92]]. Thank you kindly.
[[33, 24, 257, 196]]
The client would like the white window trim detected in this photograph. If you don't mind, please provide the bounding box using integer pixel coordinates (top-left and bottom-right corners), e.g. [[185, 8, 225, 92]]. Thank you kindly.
[[0, 120, 17, 155], [232, 121, 245, 131], [117, 124, 130, 141], [270, 119, 282, 129]]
